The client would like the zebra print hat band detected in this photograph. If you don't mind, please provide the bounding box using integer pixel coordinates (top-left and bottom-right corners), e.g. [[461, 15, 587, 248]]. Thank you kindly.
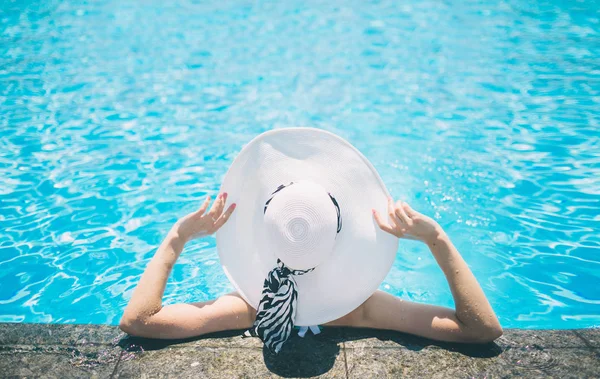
[[263, 182, 342, 235], [243, 259, 313, 353], [244, 182, 343, 353]]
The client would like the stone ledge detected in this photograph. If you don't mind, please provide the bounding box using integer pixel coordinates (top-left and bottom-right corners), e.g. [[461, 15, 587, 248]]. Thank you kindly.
[[0, 323, 598, 378]]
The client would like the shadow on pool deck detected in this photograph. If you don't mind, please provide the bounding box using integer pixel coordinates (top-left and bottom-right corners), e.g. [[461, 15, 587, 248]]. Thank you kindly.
[[0, 323, 598, 378]]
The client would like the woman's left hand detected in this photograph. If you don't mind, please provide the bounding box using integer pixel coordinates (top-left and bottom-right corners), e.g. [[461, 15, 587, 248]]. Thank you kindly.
[[172, 193, 236, 243], [373, 198, 442, 243]]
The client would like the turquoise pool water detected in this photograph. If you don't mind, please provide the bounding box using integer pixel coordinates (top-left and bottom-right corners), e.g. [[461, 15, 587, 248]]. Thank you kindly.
[[1, 0, 599, 329]]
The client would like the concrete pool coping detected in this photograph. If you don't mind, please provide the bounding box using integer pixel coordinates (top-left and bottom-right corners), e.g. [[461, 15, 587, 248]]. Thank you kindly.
[[0, 323, 598, 378]]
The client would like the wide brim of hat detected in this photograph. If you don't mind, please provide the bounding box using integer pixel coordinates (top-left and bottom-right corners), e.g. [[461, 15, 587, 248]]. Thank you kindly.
[[216, 127, 399, 326]]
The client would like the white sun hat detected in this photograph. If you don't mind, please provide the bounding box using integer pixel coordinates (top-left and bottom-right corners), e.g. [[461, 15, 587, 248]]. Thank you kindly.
[[216, 127, 398, 327]]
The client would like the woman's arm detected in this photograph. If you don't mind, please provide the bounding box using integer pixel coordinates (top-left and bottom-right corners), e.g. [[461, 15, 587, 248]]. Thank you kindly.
[[328, 199, 502, 343], [425, 227, 502, 338], [119, 193, 255, 339]]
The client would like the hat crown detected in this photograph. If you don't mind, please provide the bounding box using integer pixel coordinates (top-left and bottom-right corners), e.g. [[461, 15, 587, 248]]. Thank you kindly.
[[263, 181, 337, 270]]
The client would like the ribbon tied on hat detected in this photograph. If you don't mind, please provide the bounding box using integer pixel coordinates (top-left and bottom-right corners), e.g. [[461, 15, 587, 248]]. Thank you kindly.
[[243, 182, 342, 353], [243, 259, 314, 353]]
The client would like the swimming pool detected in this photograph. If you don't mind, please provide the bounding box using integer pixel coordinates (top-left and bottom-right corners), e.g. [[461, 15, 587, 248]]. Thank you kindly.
[[1, 0, 599, 329]]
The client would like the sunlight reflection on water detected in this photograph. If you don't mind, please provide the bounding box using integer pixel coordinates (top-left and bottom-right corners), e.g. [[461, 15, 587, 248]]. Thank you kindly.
[[0, 0, 599, 328]]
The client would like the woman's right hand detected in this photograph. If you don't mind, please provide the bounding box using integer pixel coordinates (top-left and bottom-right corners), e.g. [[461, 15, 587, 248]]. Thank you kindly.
[[172, 193, 236, 244], [373, 198, 443, 244]]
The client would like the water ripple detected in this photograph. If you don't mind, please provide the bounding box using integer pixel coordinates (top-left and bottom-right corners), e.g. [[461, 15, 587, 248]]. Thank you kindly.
[[1, 0, 599, 328]]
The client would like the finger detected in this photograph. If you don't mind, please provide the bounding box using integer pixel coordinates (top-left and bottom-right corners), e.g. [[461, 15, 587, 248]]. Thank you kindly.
[[394, 200, 406, 223], [387, 197, 398, 227], [208, 192, 227, 217], [213, 203, 236, 230], [403, 202, 418, 217], [195, 196, 211, 215], [373, 209, 395, 234], [395, 201, 412, 225]]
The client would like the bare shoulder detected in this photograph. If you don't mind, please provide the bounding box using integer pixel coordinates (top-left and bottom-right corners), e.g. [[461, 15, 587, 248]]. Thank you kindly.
[[121, 292, 256, 339], [325, 290, 418, 328], [326, 290, 500, 343], [190, 292, 257, 328]]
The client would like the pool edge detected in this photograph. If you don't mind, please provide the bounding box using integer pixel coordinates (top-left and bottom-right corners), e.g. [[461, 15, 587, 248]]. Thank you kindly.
[[0, 323, 598, 377]]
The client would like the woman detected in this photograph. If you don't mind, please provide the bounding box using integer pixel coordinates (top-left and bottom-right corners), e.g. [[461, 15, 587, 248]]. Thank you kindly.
[[119, 192, 502, 343]]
